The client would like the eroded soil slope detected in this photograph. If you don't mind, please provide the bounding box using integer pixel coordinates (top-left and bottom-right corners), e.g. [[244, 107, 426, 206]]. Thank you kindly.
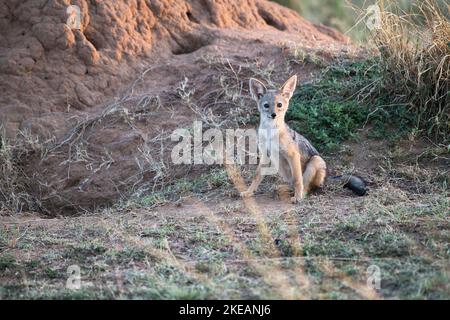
[[0, 0, 354, 213]]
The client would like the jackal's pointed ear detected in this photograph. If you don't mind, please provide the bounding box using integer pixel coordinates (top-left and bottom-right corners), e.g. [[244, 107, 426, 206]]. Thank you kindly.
[[280, 75, 297, 99], [249, 78, 267, 101]]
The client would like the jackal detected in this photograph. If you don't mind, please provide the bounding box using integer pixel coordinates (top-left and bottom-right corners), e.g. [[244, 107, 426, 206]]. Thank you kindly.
[[241, 75, 366, 203]]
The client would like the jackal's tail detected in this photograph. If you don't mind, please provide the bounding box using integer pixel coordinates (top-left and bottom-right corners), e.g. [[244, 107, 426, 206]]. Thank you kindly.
[[326, 175, 367, 196]]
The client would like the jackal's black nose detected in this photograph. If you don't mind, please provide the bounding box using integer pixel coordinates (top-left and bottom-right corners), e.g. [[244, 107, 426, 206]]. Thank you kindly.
[[271, 113, 276, 119]]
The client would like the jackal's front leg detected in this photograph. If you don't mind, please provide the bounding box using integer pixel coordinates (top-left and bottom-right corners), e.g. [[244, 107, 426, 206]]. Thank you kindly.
[[240, 162, 264, 198], [288, 153, 304, 203]]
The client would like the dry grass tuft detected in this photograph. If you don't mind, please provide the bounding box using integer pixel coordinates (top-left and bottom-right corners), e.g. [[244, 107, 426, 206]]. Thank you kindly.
[[368, 0, 449, 141], [0, 129, 45, 213]]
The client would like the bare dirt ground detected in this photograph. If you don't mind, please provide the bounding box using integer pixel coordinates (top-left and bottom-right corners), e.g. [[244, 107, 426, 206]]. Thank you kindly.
[[1, 135, 448, 299]]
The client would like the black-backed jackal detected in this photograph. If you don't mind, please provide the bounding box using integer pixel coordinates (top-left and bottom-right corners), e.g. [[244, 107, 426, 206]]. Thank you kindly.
[[241, 75, 366, 203]]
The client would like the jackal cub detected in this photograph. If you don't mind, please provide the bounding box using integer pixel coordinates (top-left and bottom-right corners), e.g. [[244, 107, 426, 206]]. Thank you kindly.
[[241, 75, 366, 203]]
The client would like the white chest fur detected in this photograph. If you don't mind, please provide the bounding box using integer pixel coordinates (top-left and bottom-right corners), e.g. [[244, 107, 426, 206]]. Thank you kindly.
[[258, 121, 280, 161]]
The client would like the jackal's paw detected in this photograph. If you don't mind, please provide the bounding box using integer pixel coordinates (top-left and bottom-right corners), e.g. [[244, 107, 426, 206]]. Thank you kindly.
[[240, 190, 253, 198], [290, 196, 299, 204], [291, 194, 305, 203]]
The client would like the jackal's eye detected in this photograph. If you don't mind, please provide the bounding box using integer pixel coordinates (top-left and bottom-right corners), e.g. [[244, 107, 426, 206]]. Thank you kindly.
[[263, 102, 270, 109], [277, 102, 283, 108]]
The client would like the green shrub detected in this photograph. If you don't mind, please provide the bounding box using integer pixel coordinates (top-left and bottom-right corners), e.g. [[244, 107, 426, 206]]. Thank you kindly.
[[286, 59, 414, 152]]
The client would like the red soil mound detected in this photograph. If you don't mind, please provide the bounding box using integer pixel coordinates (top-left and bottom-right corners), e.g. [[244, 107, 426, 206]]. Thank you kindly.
[[0, 0, 353, 214]]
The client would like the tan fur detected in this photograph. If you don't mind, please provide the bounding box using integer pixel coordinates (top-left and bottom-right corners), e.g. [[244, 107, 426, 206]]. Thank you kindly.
[[241, 75, 327, 203]]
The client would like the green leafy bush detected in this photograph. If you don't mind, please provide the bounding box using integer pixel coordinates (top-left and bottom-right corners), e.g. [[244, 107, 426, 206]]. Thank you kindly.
[[286, 59, 415, 152]]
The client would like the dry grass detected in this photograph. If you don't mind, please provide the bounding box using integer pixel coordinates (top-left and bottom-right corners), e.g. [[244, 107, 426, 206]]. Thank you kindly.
[[0, 130, 45, 213], [366, 0, 449, 141], [0, 151, 448, 299]]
